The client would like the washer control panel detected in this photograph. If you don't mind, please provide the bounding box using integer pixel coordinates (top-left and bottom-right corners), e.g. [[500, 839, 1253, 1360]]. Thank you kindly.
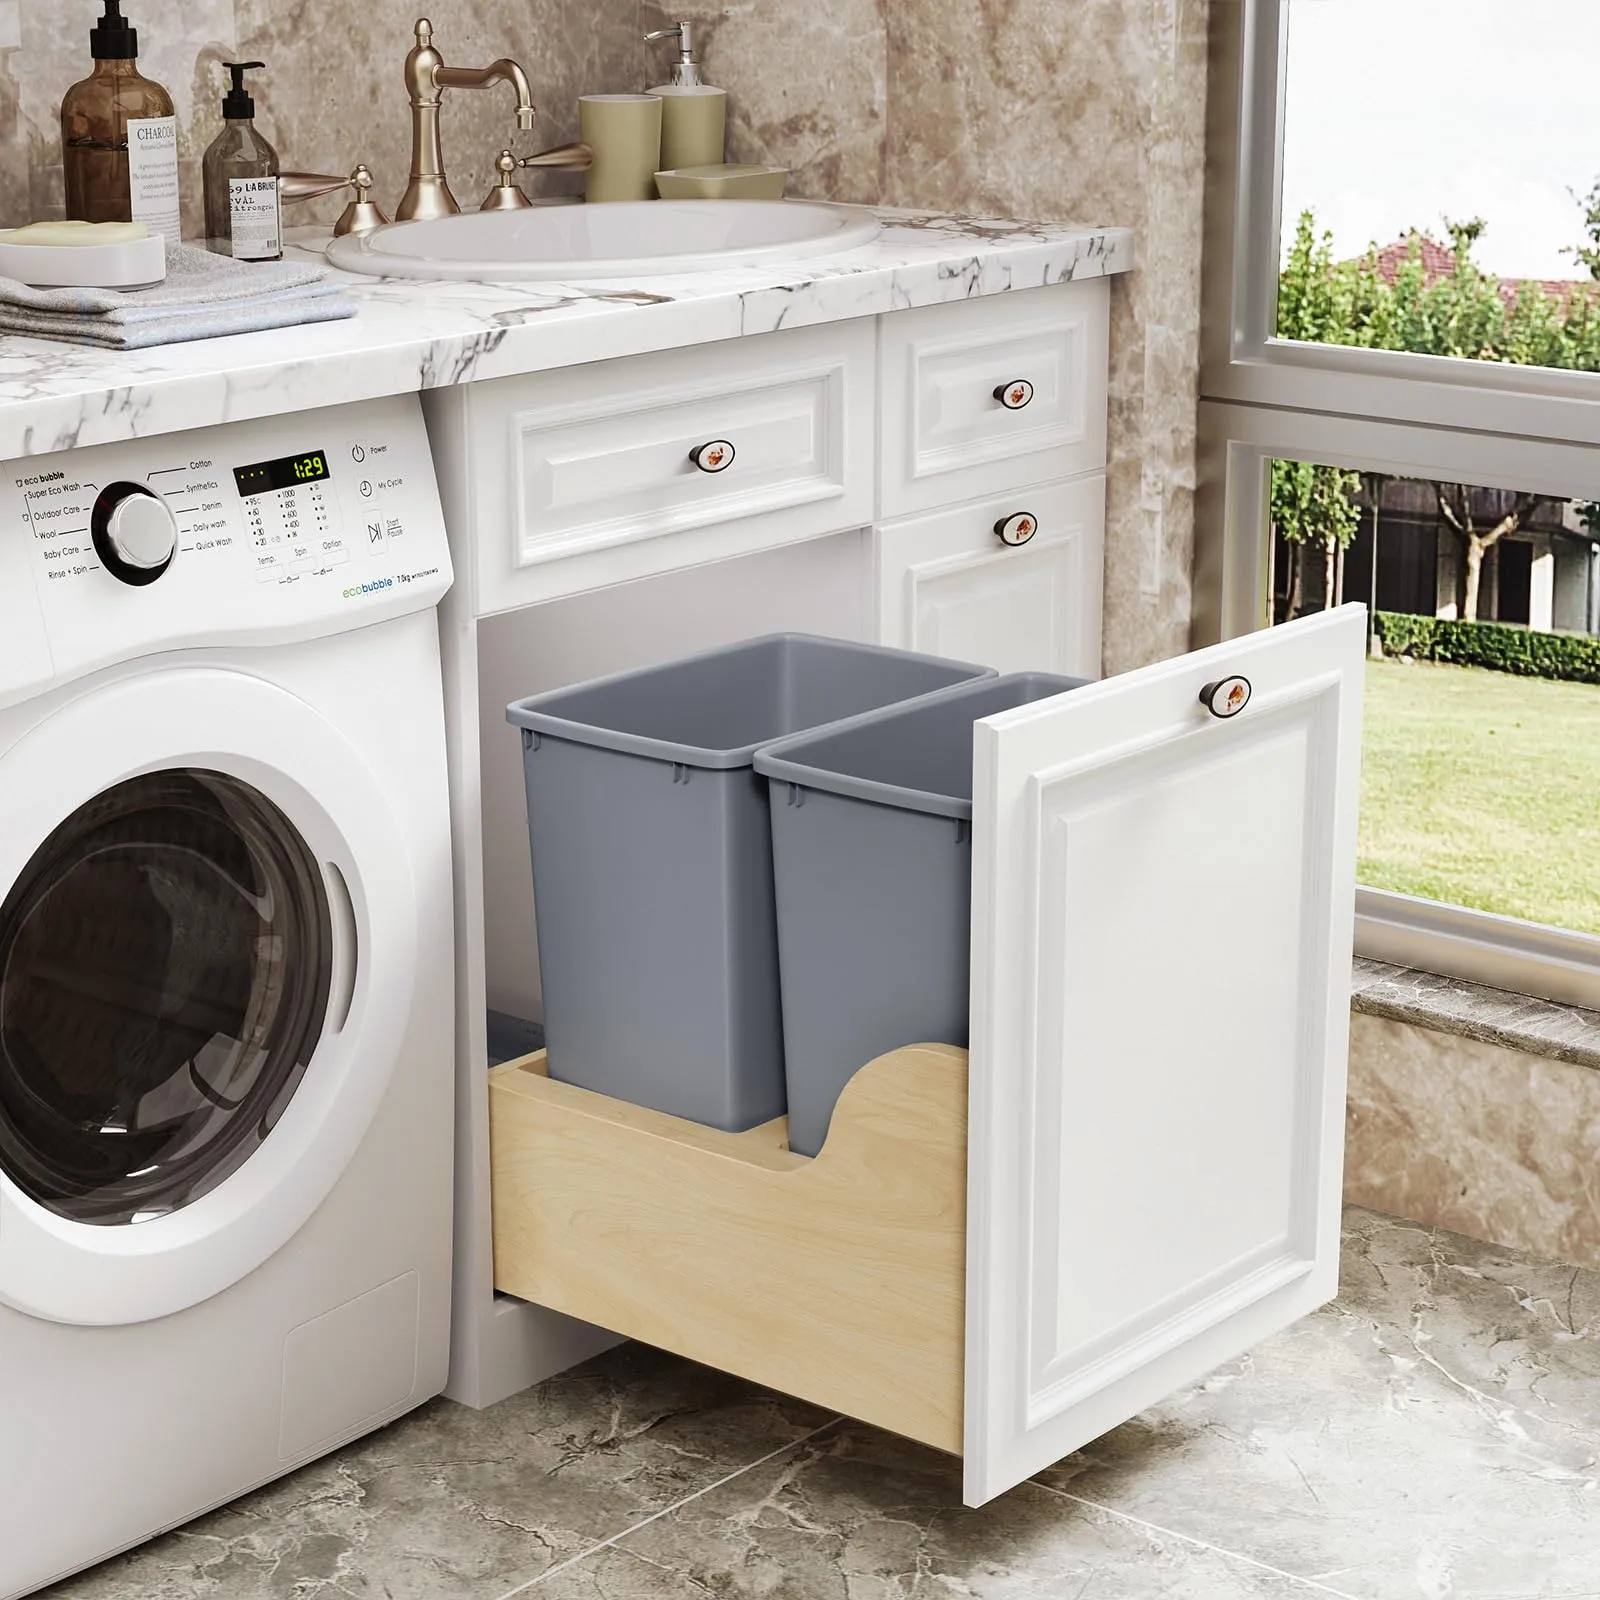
[[1, 394, 452, 702]]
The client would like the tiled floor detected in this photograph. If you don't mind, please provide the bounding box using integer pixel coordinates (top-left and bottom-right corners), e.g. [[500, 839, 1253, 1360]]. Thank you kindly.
[[43, 1207, 1600, 1599]]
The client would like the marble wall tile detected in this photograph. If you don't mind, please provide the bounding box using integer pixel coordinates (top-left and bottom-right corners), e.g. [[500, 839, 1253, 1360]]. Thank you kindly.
[[640, 0, 887, 205], [1346, 1011, 1600, 1272], [881, 0, 1211, 673], [232, 0, 644, 223], [9, 0, 238, 238], [2, 0, 643, 235]]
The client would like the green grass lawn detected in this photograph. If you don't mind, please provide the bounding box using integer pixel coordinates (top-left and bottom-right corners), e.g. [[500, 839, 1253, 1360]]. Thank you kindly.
[[1360, 657, 1600, 934]]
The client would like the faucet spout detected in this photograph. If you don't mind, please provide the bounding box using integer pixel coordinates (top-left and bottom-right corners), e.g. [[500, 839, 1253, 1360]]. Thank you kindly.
[[435, 59, 537, 131], [399, 20, 538, 221]]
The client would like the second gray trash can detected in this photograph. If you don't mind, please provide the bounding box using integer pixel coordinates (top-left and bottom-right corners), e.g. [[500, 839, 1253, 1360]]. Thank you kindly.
[[754, 672, 1085, 1157], [506, 634, 994, 1132]]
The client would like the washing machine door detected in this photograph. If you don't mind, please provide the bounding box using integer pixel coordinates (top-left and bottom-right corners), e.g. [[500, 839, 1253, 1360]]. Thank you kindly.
[[0, 666, 419, 1325]]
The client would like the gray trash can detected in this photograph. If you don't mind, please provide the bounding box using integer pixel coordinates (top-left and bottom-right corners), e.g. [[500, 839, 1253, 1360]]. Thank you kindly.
[[507, 634, 994, 1132], [754, 672, 1085, 1157]]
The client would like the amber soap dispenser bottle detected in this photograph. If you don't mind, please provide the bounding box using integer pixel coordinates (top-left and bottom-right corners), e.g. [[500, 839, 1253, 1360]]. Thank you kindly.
[[60, 0, 181, 243]]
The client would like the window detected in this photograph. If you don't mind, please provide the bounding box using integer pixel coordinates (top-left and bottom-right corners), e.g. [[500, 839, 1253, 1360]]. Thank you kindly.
[[1200, 1, 1600, 1008], [1201, 0, 1600, 447], [1267, 457, 1600, 936], [1198, 382, 1600, 1003], [1206, 3, 1600, 1008], [1278, 1, 1600, 377]]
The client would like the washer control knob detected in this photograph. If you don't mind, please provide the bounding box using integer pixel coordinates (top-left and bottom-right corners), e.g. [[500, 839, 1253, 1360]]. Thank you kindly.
[[91, 482, 177, 585]]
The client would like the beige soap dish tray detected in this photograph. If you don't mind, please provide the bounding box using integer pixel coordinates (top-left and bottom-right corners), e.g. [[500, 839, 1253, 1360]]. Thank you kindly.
[[655, 164, 789, 201]]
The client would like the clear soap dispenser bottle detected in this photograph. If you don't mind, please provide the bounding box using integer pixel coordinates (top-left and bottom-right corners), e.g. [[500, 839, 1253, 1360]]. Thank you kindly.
[[203, 61, 282, 260]]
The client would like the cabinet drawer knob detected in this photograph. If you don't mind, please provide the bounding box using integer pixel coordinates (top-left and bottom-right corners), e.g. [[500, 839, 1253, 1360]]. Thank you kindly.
[[994, 379, 1034, 410], [689, 439, 736, 474], [1199, 675, 1252, 719], [994, 511, 1039, 547]]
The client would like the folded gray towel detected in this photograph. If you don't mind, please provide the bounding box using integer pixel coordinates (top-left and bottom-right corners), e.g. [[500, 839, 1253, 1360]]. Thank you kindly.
[[0, 240, 357, 349]]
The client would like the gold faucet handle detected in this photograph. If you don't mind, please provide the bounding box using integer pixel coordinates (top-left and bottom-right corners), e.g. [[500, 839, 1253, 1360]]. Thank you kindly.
[[280, 165, 391, 236], [338, 165, 390, 236], [480, 150, 533, 212], [517, 141, 594, 173]]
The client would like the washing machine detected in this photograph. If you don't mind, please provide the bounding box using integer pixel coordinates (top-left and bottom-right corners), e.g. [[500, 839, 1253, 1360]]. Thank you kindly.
[[0, 395, 455, 1598]]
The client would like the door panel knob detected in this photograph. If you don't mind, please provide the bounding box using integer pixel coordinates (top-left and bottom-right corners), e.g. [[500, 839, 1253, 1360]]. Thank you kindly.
[[994, 511, 1039, 548], [994, 379, 1034, 410], [1199, 675, 1252, 719], [690, 440, 735, 473]]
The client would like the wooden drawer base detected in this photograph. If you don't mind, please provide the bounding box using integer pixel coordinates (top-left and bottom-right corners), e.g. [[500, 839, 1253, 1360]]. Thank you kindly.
[[489, 1044, 968, 1453]]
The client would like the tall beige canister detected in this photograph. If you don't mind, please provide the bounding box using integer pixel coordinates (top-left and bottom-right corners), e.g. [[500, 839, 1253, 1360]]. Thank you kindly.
[[580, 94, 662, 203]]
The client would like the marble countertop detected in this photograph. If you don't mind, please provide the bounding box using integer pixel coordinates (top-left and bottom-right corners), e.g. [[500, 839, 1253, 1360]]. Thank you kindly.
[[0, 209, 1133, 461]]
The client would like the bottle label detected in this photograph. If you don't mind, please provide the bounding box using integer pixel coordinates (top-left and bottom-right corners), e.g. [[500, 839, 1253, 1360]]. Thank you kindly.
[[127, 116, 181, 243], [228, 176, 282, 261]]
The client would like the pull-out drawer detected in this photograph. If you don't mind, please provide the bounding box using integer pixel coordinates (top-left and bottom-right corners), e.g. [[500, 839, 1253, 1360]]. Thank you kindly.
[[489, 606, 1365, 1505], [878, 282, 1110, 519], [873, 476, 1105, 678], [467, 322, 876, 612]]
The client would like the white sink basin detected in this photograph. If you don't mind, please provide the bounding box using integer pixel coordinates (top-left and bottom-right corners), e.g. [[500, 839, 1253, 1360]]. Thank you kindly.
[[326, 200, 882, 282]]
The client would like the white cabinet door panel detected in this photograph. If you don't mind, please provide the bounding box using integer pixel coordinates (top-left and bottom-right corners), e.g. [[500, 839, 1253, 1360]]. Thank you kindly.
[[963, 605, 1364, 1506], [874, 477, 1104, 678]]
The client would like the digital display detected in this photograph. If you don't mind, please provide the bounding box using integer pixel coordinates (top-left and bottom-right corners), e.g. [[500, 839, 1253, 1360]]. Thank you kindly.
[[233, 451, 330, 497]]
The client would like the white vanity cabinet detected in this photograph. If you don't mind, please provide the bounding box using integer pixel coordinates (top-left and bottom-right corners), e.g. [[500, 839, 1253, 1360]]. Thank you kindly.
[[427, 280, 1364, 1509]]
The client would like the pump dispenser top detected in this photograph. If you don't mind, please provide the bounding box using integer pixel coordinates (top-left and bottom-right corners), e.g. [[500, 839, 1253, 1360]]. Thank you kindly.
[[645, 20, 706, 87], [89, 0, 138, 58], [222, 59, 265, 119]]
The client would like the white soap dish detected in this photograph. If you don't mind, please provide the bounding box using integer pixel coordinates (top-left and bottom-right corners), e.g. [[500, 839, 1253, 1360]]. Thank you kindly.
[[0, 230, 166, 290]]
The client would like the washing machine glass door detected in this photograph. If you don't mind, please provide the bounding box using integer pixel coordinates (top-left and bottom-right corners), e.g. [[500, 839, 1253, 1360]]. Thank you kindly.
[[0, 770, 333, 1227], [0, 665, 419, 1327]]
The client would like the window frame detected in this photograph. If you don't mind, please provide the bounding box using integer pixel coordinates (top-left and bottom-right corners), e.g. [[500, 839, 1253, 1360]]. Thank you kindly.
[[1202, 0, 1600, 444], [1199, 0, 1600, 1009]]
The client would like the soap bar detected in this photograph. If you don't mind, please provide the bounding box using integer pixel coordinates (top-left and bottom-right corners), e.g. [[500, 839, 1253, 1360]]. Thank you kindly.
[[0, 220, 150, 247]]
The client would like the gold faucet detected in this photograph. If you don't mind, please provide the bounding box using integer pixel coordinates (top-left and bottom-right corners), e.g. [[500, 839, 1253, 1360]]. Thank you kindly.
[[399, 17, 537, 221]]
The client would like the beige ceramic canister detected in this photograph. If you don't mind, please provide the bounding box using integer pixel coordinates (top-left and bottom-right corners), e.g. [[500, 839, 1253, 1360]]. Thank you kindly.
[[579, 94, 663, 203], [646, 22, 726, 173]]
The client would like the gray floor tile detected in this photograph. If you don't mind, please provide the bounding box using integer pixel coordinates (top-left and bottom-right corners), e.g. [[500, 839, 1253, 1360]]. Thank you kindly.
[[34, 1209, 1600, 1600], [536, 1421, 1345, 1598], [40, 1345, 829, 1600], [1040, 1207, 1600, 1600]]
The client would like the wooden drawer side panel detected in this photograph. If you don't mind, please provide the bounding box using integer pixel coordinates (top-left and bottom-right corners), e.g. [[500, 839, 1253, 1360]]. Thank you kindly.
[[489, 1045, 967, 1453]]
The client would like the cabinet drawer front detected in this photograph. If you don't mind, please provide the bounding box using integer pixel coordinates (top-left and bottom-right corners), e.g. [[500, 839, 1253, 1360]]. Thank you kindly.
[[874, 477, 1105, 678], [472, 323, 874, 610], [879, 283, 1110, 518]]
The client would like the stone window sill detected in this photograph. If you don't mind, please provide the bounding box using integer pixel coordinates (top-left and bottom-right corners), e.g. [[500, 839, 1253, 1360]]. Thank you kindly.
[[1351, 956, 1600, 1072]]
